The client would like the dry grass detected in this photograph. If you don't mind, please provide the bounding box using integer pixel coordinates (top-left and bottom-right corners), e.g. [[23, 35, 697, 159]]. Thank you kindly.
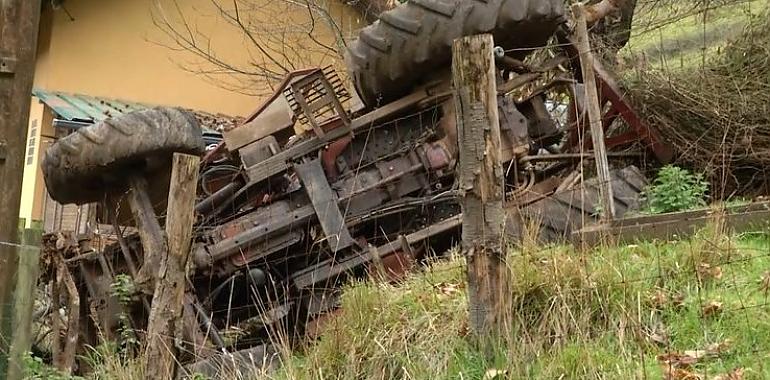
[[626, 7, 770, 196]]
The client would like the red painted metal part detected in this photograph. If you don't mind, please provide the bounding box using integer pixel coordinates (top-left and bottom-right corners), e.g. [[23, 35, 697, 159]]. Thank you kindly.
[[559, 32, 674, 163], [321, 135, 352, 181], [202, 141, 226, 165], [596, 73, 673, 163], [564, 67, 673, 163]]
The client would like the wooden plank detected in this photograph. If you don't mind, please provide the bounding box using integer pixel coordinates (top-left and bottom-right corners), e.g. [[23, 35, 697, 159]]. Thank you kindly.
[[453, 34, 508, 342], [143, 153, 200, 379], [572, 3, 615, 221], [127, 176, 167, 292], [573, 203, 770, 246]]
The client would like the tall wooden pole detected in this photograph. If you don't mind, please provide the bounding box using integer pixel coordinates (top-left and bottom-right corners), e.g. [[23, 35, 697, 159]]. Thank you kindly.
[[0, 1, 42, 377], [144, 153, 200, 379], [573, 3, 616, 221], [452, 34, 507, 342]]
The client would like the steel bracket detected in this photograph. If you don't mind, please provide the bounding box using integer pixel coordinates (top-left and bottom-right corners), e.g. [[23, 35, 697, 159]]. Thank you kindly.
[[0, 56, 17, 75], [294, 158, 354, 252]]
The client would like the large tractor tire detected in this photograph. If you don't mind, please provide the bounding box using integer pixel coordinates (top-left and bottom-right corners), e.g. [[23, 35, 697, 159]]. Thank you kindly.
[[42, 107, 204, 205], [345, 0, 566, 106]]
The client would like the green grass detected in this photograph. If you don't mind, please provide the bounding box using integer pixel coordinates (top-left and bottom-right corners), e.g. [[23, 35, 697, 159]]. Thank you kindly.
[[270, 225, 770, 380], [622, 0, 768, 70], [28, 226, 770, 379]]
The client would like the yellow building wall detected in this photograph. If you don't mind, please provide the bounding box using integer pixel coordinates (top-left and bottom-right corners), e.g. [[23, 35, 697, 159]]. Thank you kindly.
[[34, 0, 361, 117]]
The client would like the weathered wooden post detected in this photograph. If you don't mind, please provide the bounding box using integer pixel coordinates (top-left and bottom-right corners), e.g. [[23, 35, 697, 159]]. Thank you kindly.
[[143, 153, 200, 379], [573, 2, 616, 222], [0, 1, 42, 378], [452, 34, 507, 341]]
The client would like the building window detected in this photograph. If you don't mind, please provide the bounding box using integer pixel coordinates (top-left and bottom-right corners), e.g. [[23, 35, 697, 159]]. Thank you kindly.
[[26, 120, 38, 165]]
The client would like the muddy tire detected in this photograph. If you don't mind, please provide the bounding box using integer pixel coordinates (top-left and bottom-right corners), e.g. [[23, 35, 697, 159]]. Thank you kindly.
[[346, 0, 566, 106], [42, 107, 204, 205]]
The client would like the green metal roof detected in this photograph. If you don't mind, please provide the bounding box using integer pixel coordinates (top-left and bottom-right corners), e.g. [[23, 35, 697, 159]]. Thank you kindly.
[[31, 89, 240, 144], [32, 89, 151, 123]]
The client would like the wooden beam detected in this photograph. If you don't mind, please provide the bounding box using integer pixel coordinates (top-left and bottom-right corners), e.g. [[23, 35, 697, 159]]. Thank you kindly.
[[452, 34, 509, 343], [572, 3, 616, 222], [0, 1, 42, 378], [127, 176, 168, 292], [143, 153, 200, 379], [573, 202, 770, 247]]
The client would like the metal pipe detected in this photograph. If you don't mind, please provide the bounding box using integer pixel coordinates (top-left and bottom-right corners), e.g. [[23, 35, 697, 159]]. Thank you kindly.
[[520, 151, 640, 163], [52, 118, 93, 129], [191, 298, 226, 349], [195, 179, 244, 215]]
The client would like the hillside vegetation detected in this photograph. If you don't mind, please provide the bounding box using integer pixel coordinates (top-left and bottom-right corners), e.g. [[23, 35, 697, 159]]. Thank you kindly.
[[269, 222, 769, 379]]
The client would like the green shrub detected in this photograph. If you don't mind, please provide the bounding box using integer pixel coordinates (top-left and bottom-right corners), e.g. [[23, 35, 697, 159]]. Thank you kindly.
[[22, 352, 84, 380], [110, 274, 139, 355], [642, 165, 708, 214]]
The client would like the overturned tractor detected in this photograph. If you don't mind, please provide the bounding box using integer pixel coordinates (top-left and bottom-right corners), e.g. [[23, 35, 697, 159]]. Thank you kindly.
[[40, 0, 669, 375]]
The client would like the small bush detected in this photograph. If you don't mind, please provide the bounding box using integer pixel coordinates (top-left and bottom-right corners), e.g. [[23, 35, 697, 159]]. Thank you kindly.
[[642, 165, 708, 214], [23, 352, 84, 380]]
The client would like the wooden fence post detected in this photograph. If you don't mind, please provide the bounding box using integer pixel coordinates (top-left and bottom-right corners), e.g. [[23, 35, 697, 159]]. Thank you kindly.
[[573, 2, 616, 222], [144, 153, 200, 379], [452, 34, 508, 342], [0, 0, 41, 376]]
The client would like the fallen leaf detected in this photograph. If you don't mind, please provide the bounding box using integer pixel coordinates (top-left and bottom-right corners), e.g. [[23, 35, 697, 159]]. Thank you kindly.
[[671, 292, 686, 308], [705, 339, 733, 356], [696, 263, 723, 281], [647, 323, 670, 346], [458, 320, 469, 337], [649, 331, 669, 345], [662, 365, 702, 380], [435, 282, 461, 296], [657, 352, 699, 367], [760, 271, 770, 295], [650, 289, 669, 309], [713, 367, 744, 380], [682, 349, 709, 360], [702, 301, 724, 317], [483, 369, 507, 380]]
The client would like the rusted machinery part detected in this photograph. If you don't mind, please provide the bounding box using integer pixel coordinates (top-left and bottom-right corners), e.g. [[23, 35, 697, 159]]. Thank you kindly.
[[345, 0, 567, 107], [514, 165, 649, 242], [181, 344, 278, 379], [42, 107, 204, 205], [587, 0, 637, 53]]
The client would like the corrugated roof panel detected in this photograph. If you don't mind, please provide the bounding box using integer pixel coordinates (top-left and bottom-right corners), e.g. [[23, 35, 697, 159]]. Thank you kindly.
[[61, 93, 116, 121], [32, 90, 94, 121], [32, 88, 236, 136], [33, 89, 149, 122]]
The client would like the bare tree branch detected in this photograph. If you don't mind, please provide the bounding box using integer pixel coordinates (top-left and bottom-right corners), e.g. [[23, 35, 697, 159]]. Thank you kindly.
[[151, 0, 360, 96]]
